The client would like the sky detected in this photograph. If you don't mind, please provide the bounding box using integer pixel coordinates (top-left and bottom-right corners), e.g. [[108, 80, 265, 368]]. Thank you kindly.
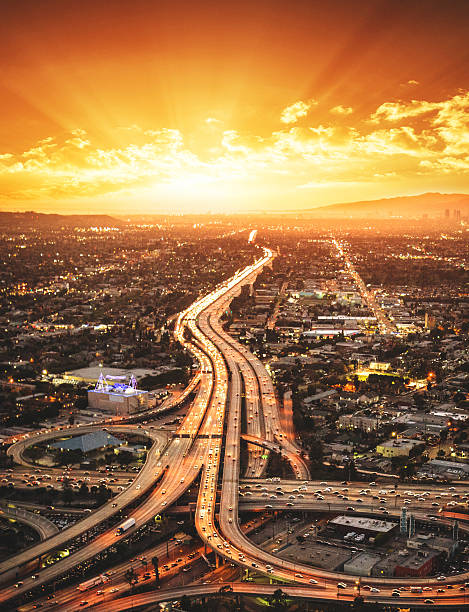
[[0, 0, 468, 215]]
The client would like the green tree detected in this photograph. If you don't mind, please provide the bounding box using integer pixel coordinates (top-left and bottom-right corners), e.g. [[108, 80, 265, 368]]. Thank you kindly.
[[268, 589, 288, 611]]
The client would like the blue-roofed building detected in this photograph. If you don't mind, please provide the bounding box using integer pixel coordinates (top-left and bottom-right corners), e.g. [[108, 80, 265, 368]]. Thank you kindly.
[[50, 430, 124, 453]]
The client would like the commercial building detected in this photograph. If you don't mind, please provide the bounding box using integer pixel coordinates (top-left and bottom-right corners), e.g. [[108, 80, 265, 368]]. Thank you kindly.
[[343, 552, 382, 577], [371, 548, 442, 578], [375, 438, 422, 458], [407, 534, 458, 559], [329, 515, 397, 539], [338, 410, 385, 432], [417, 459, 469, 480], [88, 386, 148, 416], [87, 372, 148, 416]]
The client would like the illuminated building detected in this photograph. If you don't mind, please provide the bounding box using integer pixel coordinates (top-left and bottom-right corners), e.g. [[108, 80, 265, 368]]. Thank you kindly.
[[87, 373, 148, 416]]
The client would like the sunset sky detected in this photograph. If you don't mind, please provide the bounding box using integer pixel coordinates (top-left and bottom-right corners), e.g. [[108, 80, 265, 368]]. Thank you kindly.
[[1, 0, 468, 214]]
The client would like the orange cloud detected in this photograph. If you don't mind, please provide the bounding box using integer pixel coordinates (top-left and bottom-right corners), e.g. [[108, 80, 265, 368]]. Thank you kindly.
[[330, 105, 353, 115], [280, 100, 316, 124], [0, 91, 468, 212]]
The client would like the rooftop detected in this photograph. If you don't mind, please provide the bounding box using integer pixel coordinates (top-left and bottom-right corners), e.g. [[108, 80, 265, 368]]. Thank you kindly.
[[51, 430, 124, 453], [330, 515, 397, 533]]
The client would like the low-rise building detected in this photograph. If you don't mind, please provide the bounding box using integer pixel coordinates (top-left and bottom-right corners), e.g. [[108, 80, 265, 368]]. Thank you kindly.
[[371, 548, 441, 578], [376, 438, 422, 458], [329, 515, 397, 539], [343, 552, 382, 577]]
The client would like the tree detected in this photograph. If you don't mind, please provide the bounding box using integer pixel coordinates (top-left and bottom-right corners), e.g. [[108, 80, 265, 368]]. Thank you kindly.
[[124, 567, 138, 591], [62, 487, 74, 505], [78, 483, 89, 498], [176, 595, 193, 610], [268, 589, 288, 611], [151, 555, 159, 581]]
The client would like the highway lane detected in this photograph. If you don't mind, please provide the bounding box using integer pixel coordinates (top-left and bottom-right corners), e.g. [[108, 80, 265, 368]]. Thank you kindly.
[[238, 478, 469, 513], [0, 504, 59, 540], [18, 518, 268, 611], [0, 294, 224, 602], [204, 300, 309, 481], [85, 581, 469, 611]]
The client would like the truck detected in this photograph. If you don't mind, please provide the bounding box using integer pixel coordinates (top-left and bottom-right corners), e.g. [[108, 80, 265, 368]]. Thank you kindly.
[[77, 574, 109, 592], [116, 517, 136, 536]]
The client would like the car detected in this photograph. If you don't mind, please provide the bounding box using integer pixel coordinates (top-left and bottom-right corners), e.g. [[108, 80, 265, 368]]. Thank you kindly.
[[424, 600, 435, 604], [370, 587, 380, 593], [337, 582, 347, 589], [392, 592, 400, 597], [110, 587, 120, 593], [309, 578, 318, 584], [14, 582, 23, 588], [294, 573, 303, 578]]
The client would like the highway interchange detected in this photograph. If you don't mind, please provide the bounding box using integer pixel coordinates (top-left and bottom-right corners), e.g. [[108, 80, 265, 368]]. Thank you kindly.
[[1, 244, 469, 610]]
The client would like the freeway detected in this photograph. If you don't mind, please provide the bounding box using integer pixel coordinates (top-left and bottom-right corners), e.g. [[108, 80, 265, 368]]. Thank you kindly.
[[17, 517, 268, 611], [86, 581, 469, 611], [0, 251, 265, 604], [173, 245, 469, 606], [0, 426, 169, 578], [0, 504, 59, 540], [238, 478, 469, 512]]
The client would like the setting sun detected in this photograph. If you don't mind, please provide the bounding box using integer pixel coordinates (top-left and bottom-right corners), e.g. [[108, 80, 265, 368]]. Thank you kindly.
[[0, 0, 468, 214]]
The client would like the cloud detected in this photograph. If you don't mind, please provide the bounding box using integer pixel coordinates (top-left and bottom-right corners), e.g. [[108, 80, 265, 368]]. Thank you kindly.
[[280, 100, 316, 124], [330, 105, 353, 115], [0, 90, 468, 205], [400, 79, 419, 87]]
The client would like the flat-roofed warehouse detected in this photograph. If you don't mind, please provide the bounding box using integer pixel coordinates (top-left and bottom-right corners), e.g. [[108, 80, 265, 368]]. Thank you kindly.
[[343, 551, 382, 577], [329, 515, 398, 538]]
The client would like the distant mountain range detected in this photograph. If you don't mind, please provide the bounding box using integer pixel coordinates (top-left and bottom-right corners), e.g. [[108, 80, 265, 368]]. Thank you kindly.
[[304, 192, 469, 218], [0, 211, 124, 229]]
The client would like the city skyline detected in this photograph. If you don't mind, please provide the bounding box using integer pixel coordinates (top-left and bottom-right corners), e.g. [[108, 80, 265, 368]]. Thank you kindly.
[[1, 0, 469, 214]]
